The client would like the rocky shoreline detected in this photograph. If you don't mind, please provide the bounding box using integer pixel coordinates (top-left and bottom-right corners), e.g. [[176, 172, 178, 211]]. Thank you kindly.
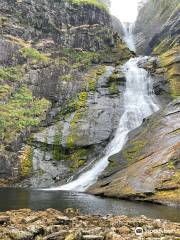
[[0, 208, 180, 240]]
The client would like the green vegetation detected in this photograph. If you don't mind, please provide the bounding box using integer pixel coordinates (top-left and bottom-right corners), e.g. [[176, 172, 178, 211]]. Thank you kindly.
[[53, 124, 63, 161], [0, 84, 13, 100], [0, 86, 50, 142], [69, 148, 87, 170], [0, 16, 8, 26], [168, 160, 176, 170], [89, 79, 96, 91], [68, 0, 109, 12], [84, 65, 106, 91], [75, 92, 88, 110], [20, 145, 33, 177], [59, 48, 100, 70], [21, 47, 49, 63], [109, 82, 119, 94], [0, 66, 23, 82], [61, 74, 72, 82], [159, 46, 180, 98], [153, 37, 179, 55], [123, 140, 147, 163]]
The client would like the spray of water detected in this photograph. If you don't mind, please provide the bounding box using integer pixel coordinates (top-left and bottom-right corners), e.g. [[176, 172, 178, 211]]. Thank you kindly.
[[122, 22, 136, 52]]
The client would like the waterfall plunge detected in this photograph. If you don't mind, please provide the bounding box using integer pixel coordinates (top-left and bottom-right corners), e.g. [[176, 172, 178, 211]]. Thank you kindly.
[[122, 22, 136, 52], [49, 57, 159, 191]]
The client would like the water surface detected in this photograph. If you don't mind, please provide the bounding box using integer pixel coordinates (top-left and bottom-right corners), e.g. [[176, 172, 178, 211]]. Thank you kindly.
[[0, 188, 179, 222]]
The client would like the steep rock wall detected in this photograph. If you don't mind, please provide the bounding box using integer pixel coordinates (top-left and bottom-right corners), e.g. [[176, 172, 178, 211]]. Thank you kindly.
[[134, 0, 179, 55], [134, 0, 180, 98], [88, 0, 180, 206], [0, 0, 132, 186]]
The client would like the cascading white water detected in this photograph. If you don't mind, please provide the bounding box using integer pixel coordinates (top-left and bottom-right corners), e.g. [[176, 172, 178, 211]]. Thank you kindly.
[[122, 23, 136, 52], [49, 57, 159, 192]]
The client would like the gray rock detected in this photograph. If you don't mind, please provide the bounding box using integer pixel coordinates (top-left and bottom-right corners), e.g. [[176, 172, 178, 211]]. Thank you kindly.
[[89, 99, 180, 206], [134, 0, 179, 54], [83, 235, 104, 240]]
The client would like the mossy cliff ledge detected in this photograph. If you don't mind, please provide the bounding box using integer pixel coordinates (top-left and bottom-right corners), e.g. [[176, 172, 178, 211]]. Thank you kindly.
[[20, 65, 127, 187], [0, 0, 132, 186]]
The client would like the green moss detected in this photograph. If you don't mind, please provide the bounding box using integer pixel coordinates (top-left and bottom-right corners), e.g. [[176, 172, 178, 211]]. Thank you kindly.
[[159, 46, 180, 98], [58, 59, 68, 66], [60, 74, 72, 81], [68, 0, 109, 12], [123, 140, 147, 163], [97, 39, 132, 65], [20, 145, 33, 177], [168, 160, 176, 170], [109, 82, 119, 94], [89, 79, 96, 91], [70, 148, 87, 170], [21, 47, 49, 63], [52, 124, 63, 160], [153, 38, 175, 55], [0, 16, 8, 27], [85, 65, 106, 92], [58, 48, 100, 71], [109, 73, 119, 82], [0, 84, 13, 100], [0, 66, 23, 82], [75, 92, 88, 110], [172, 172, 180, 184], [0, 85, 50, 142]]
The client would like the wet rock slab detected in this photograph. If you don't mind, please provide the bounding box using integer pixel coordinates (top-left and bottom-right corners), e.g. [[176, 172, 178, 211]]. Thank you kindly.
[[0, 208, 180, 240], [89, 99, 180, 206]]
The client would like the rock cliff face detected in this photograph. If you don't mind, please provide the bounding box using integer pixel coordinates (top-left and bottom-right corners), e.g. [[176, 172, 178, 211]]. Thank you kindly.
[[111, 15, 124, 36], [134, 0, 180, 98], [89, 0, 180, 206], [0, 0, 132, 187], [134, 0, 179, 55]]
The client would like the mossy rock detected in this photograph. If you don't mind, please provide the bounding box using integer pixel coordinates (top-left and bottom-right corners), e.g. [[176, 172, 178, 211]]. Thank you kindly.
[[0, 66, 24, 82], [20, 145, 33, 177], [68, 0, 109, 12], [159, 46, 180, 98]]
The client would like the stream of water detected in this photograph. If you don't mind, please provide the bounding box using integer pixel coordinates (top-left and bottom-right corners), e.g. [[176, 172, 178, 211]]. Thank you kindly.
[[122, 22, 136, 51]]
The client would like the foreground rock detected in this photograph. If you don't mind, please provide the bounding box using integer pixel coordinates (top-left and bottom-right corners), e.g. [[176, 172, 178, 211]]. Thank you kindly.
[[0, 208, 180, 240], [89, 99, 180, 206]]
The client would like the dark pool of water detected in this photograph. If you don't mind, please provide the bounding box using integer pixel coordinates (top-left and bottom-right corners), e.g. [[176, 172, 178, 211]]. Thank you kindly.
[[0, 188, 179, 222]]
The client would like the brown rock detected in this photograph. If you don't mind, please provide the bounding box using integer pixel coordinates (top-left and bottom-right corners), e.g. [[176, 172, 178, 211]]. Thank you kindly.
[[9, 230, 34, 240], [175, 230, 180, 237], [116, 226, 130, 234], [83, 235, 104, 240], [0, 215, 10, 224], [56, 216, 72, 225], [22, 216, 40, 224], [106, 232, 123, 240], [65, 231, 82, 240], [43, 231, 66, 240]]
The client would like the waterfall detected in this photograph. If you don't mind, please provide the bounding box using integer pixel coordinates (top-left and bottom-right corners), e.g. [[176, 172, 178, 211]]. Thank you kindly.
[[122, 22, 136, 52], [49, 56, 159, 192], [48, 23, 159, 192]]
